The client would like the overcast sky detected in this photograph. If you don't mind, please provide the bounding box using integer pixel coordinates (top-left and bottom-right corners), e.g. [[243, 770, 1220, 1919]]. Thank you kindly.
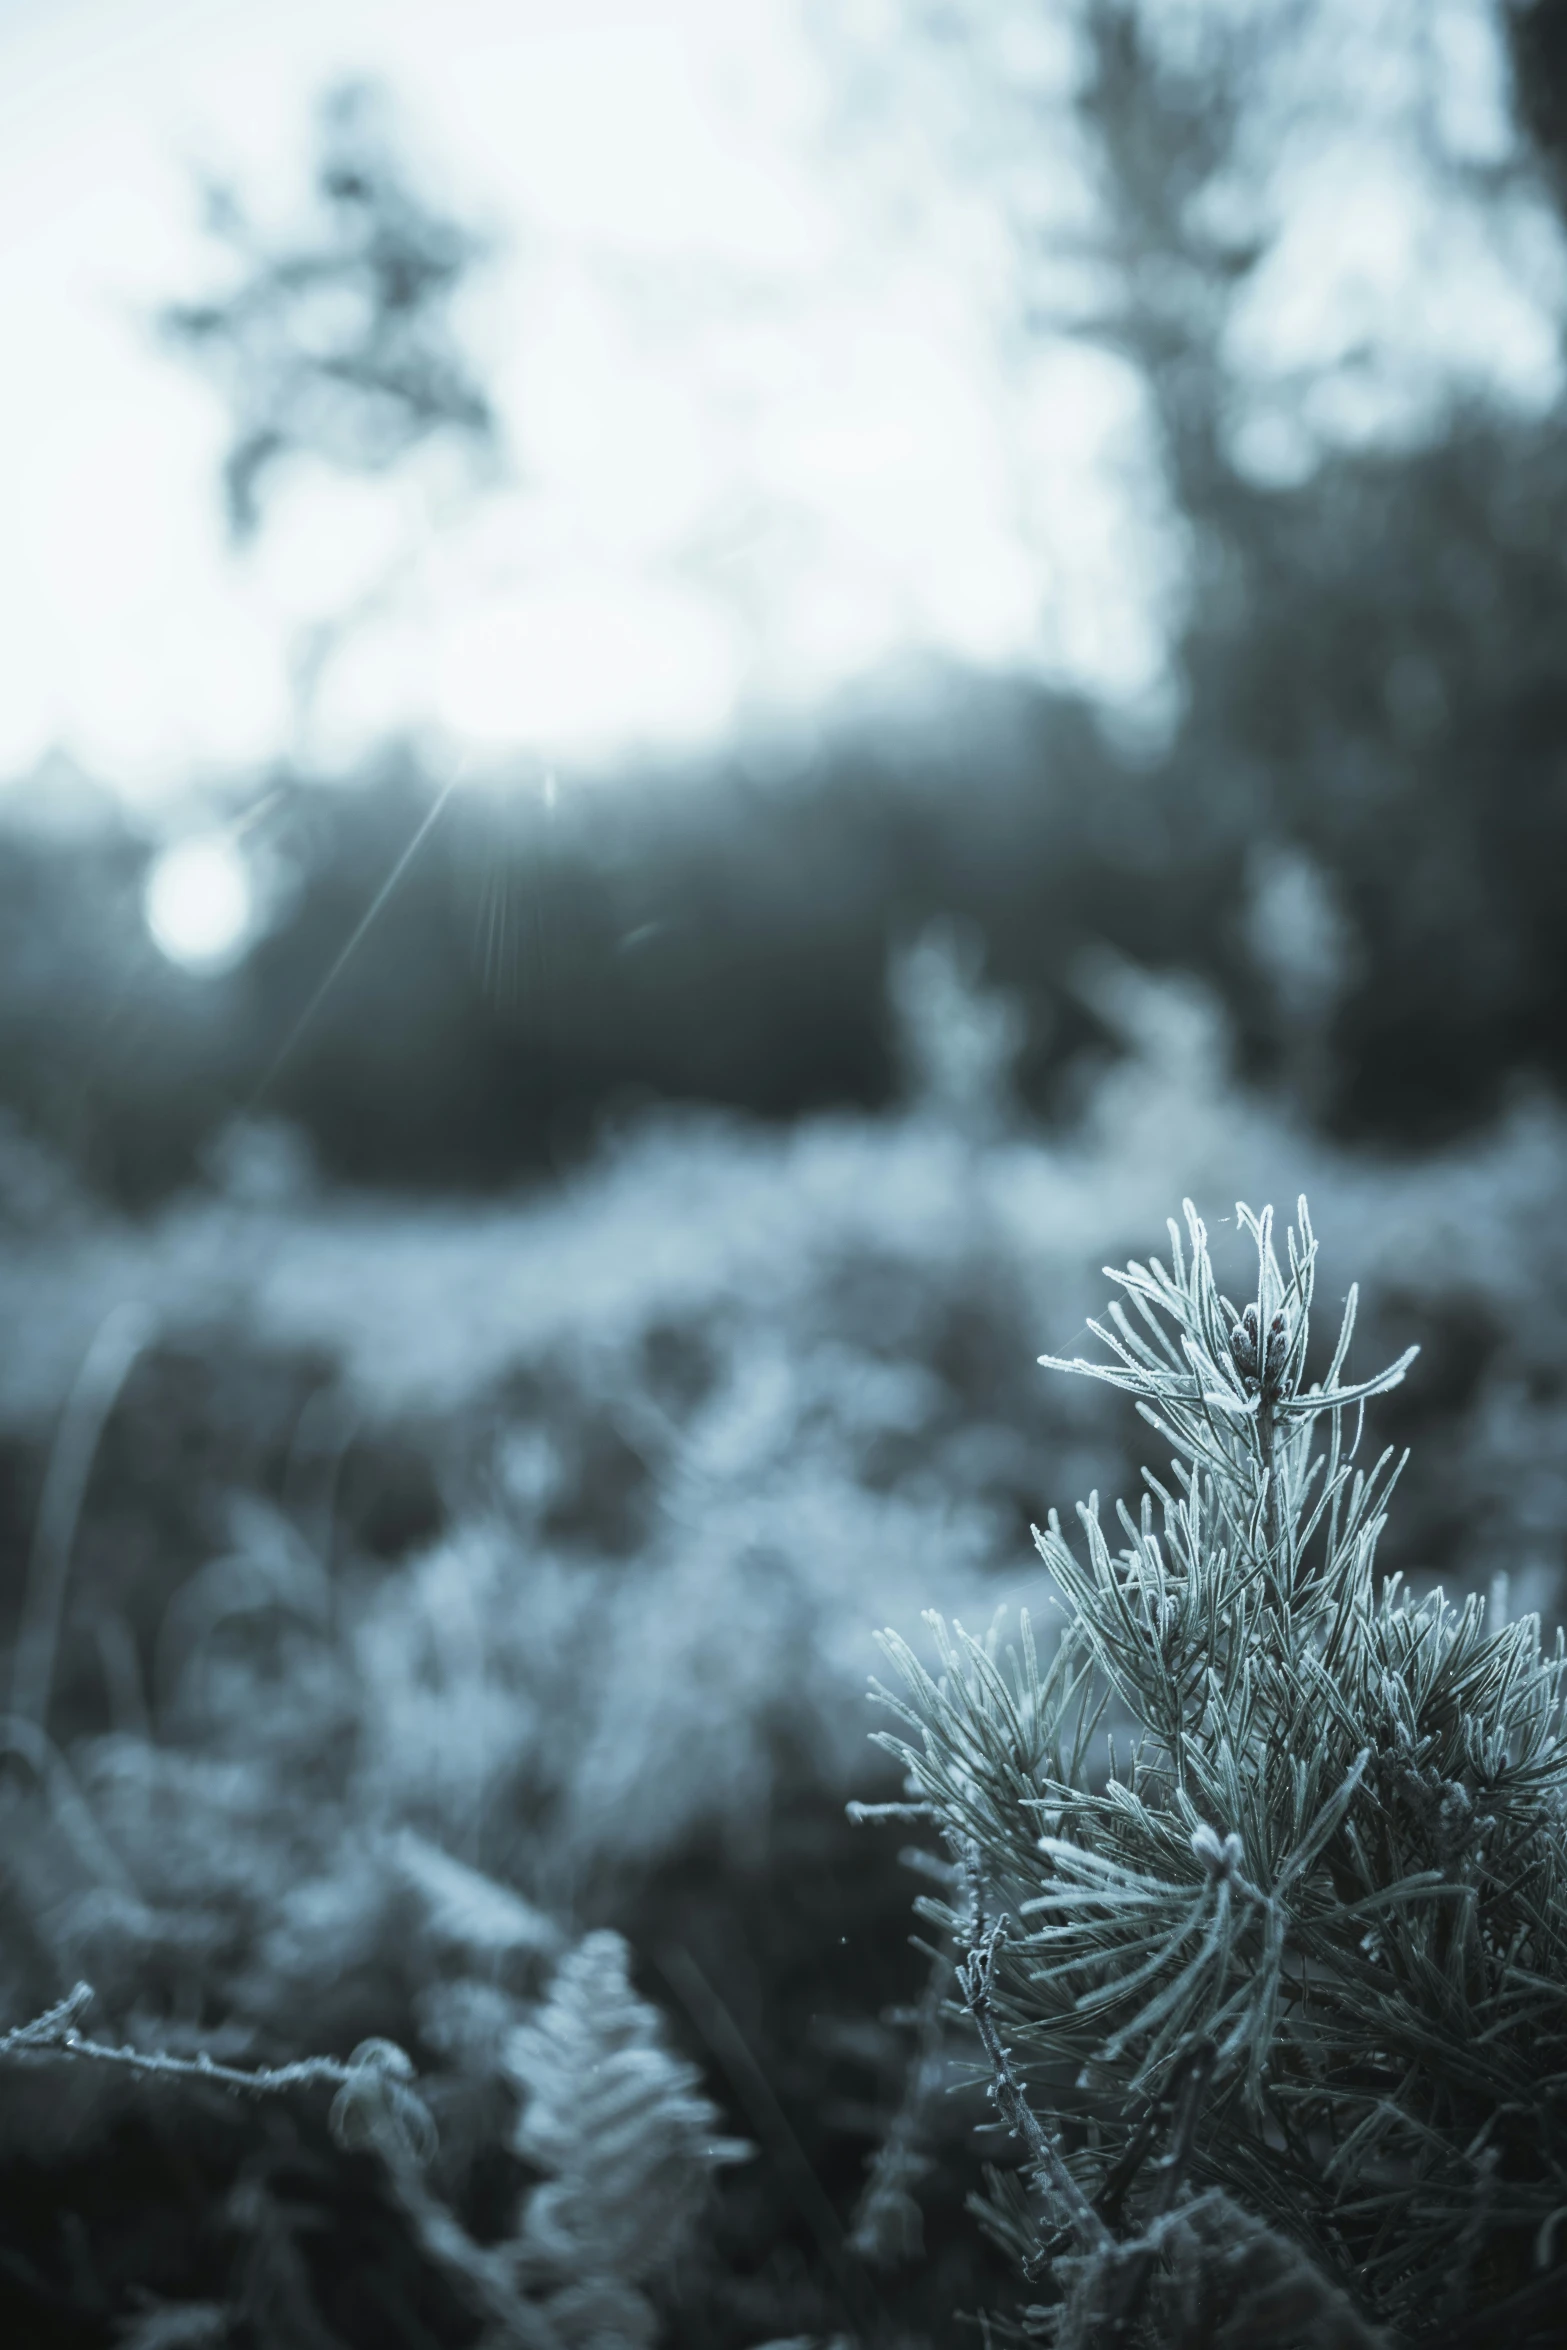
[[0, 0, 1561, 808]]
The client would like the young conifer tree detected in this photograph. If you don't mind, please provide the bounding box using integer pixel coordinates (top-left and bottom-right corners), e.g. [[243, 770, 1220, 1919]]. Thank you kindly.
[[871, 1200, 1567, 2347]]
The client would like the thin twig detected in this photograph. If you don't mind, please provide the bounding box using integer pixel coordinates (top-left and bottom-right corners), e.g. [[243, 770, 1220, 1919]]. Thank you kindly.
[[0, 1982, 356, 2097], [958, 1923, 1112, 2260]]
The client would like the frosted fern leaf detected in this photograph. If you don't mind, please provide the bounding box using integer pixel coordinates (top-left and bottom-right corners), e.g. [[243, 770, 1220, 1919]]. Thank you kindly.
[[503, 1930, 749, 2345]]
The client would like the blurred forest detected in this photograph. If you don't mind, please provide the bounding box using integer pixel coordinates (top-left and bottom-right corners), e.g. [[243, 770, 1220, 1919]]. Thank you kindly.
[[7, 4, 1567, 1195], [4, 3, 1567, 2346]]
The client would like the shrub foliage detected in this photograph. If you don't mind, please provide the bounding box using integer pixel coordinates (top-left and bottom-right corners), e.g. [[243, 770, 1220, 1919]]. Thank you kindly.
[[875, 1200, 1567, 2344]]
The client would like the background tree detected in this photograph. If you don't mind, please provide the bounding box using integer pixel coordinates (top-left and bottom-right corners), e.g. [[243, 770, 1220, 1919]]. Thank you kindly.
[[162, 79, 496, 543]]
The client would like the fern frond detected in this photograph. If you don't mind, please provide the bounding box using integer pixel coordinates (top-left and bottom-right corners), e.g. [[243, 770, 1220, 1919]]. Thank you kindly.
[[503, 1930, 750, 2342]]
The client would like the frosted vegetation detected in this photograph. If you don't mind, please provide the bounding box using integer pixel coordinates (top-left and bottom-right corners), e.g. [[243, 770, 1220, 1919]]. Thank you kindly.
[[2, 948, 1566, 2343], [876, 1195, 1567, 2341]]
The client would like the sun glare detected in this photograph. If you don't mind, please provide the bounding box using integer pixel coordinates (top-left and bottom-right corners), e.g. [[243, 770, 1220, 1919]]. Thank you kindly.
[[144, 834, 255, 970]]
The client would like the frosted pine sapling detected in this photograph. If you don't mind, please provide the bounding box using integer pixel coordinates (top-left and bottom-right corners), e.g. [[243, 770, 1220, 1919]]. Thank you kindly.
[[870, 1199, 1567, 2344]]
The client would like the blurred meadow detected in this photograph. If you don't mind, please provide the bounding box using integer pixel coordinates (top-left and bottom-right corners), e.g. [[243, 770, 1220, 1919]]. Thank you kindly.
[[4, 2, 1567, 2344]]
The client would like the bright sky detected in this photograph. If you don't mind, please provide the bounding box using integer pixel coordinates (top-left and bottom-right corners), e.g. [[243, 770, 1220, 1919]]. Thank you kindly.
[[0, 0, 1561, 808]]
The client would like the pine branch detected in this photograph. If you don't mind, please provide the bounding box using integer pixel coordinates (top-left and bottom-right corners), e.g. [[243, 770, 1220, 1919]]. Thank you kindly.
[[867, 1195, 1567, 2342], [959, 1923, 1110, 2262]]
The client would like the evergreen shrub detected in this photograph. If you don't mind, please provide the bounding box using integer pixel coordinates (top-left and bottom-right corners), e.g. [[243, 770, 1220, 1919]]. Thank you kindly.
[[873, 1200, 1567, 2346]]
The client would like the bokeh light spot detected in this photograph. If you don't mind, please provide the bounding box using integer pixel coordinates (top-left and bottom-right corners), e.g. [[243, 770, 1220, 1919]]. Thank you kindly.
[[144, 835, 254, 970]]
